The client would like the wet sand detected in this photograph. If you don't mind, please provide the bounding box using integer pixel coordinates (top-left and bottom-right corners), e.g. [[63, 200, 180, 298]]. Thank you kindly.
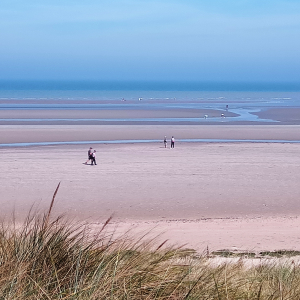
[[1, 106, 300, 125], [2, 124, 300, 144], [1, 126, 300, 252], [254, 107, 300, 123], [0, 109, 235, 119], [0, 108, 240, 125]]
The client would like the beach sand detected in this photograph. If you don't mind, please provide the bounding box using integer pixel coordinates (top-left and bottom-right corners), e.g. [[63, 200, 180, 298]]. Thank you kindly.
[[0, 109, 236, 120], [2, 124, 300, 144], [1, 124, 300, 252], [2, 106, 300, 125], [0, 108, 240, 125]]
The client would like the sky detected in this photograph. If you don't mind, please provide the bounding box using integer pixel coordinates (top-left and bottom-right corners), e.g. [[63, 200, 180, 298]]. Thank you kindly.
[[0, 0, 300, 82]]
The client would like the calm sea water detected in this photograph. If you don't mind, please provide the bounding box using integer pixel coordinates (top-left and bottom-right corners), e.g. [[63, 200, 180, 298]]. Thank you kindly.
[[0, 80, 300, 104]]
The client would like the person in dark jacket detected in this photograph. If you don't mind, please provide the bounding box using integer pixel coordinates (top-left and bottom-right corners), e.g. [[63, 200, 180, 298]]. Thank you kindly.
[[85, 147, 93, 164], [164, 136, 167, 148]]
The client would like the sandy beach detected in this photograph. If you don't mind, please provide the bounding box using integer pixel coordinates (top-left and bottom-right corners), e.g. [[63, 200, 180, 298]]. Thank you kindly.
[[1, 124, 300, 253], [2, 124, 300, 144]]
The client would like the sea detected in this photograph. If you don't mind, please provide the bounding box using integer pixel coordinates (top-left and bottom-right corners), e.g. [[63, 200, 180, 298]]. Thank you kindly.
[[1, 80, 300, 147], [1, 80, 300, 121], [1, 80, 300, 103]]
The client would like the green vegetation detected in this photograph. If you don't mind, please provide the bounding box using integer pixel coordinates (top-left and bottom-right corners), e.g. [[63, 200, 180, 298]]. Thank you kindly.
[[212, 250, 256, 258], [259, 250, 300, 258], [1, 185, 300, 299]]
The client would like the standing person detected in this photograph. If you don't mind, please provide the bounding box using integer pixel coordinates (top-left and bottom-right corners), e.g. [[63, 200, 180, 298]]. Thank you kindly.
[[91, 150, 97, 165], [163, 136, 167, 148], [171, 136, 175, 148], [85, 147, 93, 164]]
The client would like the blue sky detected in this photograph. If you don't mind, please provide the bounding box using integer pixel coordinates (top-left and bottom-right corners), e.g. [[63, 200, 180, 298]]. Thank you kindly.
[[0, 0, 300, 81]]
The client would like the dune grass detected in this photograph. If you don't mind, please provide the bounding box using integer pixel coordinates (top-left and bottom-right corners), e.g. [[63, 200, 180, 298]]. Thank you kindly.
[[1, 185, 300, 299]]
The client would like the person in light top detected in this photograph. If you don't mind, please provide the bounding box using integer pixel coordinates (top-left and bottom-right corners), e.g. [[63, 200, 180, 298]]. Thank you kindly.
[[91, 150, 97, 165], [171, 136, 175, 148]]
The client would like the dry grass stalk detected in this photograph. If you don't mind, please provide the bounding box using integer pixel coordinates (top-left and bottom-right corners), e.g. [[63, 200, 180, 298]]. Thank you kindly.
[[1, 186, 300, 298]]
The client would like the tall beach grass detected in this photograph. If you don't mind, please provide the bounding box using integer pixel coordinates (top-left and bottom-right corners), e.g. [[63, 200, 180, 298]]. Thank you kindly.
[[1, 184, 300, 299]]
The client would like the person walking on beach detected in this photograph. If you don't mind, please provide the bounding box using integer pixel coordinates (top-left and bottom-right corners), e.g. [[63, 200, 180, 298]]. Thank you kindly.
[[85, 147, 93, 164], [91, 150, 97, 165], [171, 136, 175, 148], [163, 136, 167, 148]]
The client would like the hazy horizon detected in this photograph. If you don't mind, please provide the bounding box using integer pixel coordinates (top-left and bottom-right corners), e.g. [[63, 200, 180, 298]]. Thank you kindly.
[[0, 80, 300, 92]]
